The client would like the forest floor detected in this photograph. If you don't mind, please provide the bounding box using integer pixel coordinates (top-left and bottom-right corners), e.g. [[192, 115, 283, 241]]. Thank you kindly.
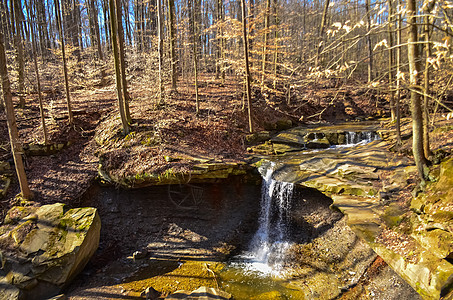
[[0, 74, 393, 210], [1, 73, 453, 299]]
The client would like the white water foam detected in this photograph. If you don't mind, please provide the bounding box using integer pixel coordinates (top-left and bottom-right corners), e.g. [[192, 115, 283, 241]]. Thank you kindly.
[[232, 163, 295, 277]]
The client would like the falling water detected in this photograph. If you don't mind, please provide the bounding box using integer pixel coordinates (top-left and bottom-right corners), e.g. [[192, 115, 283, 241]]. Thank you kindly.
[[345, 131, 380, 145], [234, 163, 295, 277]]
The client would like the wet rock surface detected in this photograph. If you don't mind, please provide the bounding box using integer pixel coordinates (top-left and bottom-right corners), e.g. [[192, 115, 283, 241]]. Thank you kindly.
[[252, 124, 453, 299], [66, 179, 420, 300]]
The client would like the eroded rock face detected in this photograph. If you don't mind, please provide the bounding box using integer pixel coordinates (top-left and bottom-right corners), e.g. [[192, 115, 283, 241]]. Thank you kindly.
[[0, 203, 101, 300]]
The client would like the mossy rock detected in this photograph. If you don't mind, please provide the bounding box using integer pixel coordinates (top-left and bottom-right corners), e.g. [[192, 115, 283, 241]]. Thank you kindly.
[[306, 137, 330, 149], [272, 143, 302, 154], [245, 131, 271, 145], [108, 163, 249, 188], [0, 203, 101, 300], [247, 142, 274, 155], [23, 142, 71, 156], [271, 132, 305, 147], [276, 119, 293, 131], [381, 203, 405, 228], [417, 229, 453, 259], [324, 132, 347, 145]]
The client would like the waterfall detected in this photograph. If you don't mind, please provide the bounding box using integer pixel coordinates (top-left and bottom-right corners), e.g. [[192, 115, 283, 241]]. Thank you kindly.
[[238, 163, 295, 276], [345, 131, 379, 145]]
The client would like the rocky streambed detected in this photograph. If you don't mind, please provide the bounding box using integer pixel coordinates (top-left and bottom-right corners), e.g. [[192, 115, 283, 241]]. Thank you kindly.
[[2, 121, 452, 299]]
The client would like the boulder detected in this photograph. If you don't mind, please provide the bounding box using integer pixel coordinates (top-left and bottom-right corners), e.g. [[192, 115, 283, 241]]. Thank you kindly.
[[0, 203, 101, 300], [245, 131, 271, 145]]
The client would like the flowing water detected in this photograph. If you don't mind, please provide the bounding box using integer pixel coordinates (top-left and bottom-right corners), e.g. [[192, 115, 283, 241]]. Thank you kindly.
[[219, 162, 303, 299], [236, 162, 294, 276], [344, 131, 380, 145], [219, 130, 382, 299]]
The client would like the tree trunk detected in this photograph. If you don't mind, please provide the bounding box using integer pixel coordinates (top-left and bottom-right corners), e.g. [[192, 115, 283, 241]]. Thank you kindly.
[[115, 0, 132, 123], [36, 0, 50, 55], [103, 0, 111, 50], [220, 0, 225, 84], [423, 3, 432, 158], [157, 0, 164, 104], [123, 0, 132, 44], [388, 0, 395, 121], [74, 0, 83, 56], [27, 0, 48, 144], [168, 0, 177, 92], [0, 28, 32, 199], [12, 0, 25, 108], [272, 0, 278, 88], [192, 0, 199, 114], [55, 0, 74, 124], [261, 0, 271, 91], [109, 0, 130, 134], [365, 0, 373, 82], [407, 0, 427, 181], [315, 0, 330, 68], [0, 0, 12, 50], [89, 0, 106, 83], [241, 0, 253, 133], [395, 0, 402, 145]]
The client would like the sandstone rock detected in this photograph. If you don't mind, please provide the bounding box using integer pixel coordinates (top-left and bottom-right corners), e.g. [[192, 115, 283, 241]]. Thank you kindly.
[[245, 131, 271, 145], [0, 203, 101, 300], [271, 132, 305, 147], [141, 286, 160, 299], [22, 142, 70, 156], [165, 286, 231, 299], [418, 229, 453, 259]]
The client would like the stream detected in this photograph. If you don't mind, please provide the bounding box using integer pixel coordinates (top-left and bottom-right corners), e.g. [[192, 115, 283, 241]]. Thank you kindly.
[[218, 131, 381, 299], [69, 127, 420, 299]]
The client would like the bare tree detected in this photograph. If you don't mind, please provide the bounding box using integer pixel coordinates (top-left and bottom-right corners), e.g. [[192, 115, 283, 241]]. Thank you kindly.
[[241, 0, 253, 133], [365, 0, 373, 82], [88, 0, 106, 83], [261, 0, 271, 91], [192, 0, 200, 114], [423, 0, 435, 158], [157, 0, 164, 105], [27, 0, 48, 144], [168, 0, 178, 92], [394, 0, 402, 145], [55, 0, 74, 124], [115, 0, 132, 123], [110, 0, 130, 134], [0, 27, 32, 200], [315, 0, 330, 68], [407, 0, 428, 181], [12, 0, 25, 108]]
